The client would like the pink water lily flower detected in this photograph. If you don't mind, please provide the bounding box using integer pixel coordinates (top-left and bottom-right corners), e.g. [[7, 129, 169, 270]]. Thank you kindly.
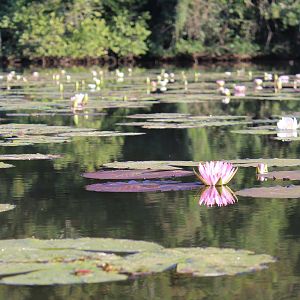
[[194, 161, 238, 186], [199, 186, 237, 207]]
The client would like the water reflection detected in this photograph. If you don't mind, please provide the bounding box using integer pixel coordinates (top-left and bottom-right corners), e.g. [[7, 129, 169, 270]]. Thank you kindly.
[[256, 175, 268, 182], [276, 130, 298, 138], [198, 186, 238, 207]]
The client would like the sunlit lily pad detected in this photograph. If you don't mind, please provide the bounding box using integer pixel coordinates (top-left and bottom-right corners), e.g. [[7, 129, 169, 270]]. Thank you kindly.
[[0, 154, 61, 160], [0, 204, 16, 213], [120, 113, 252, 129], [103, 159, 300, 170], [236, 185, 300, 198], [57, 131, 144, 137], [257, 170, 300, 181], [127, 113, 191, 119], [229, 158, 300, 168], [86, 180, 201, 192], [0, 238, 163, 254], [175, 247, 275, 276], [82, 169, 193, 180], [102, 161, 184, 170], [0, 262, 127, 286], [0, 123, 144, 146], [231, 128, 276, 135], [0, 238, 275, 285]]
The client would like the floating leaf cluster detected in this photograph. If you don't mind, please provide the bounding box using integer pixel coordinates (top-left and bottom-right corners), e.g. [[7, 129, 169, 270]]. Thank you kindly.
[[0, 238, 275, 285]]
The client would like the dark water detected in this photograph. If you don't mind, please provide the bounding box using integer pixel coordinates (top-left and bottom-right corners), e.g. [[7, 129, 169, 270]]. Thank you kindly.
[[0, 63, 300, 299]]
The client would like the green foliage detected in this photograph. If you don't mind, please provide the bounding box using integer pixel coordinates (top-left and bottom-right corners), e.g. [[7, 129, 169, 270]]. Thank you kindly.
[[109, 12, 150, 57], [0, 0, 150, 60], [0, 0, 300, 60]]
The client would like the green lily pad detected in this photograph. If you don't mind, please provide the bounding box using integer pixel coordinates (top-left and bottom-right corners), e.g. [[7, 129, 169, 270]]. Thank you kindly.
[[228, 158, 300, 168], [102, 161, 184, 170], [114, 249, 181, 275], [107, 247, 275, 276], [231, 129, 276, 135], [0, 123, 144, 147], [120, 114, 252, 129], [0, 238, 163, 254], [257, 170, 300, 181], [127, 113, 191, 119], [0, 263, 48, 277], [0, 204, 16, 213], [236, 185, 300, 198], [0, 248, 107, 263], [1, 262, 127, 286], [0, 154, 61, 160], [0, 238, 275, 285], [175, 247, 276, 276], [103, 159, 300, 170], [141, 120, 252, 129], [57, 131, 144, 137]]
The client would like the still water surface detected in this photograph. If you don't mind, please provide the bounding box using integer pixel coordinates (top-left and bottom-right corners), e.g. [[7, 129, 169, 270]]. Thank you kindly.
[[0, 63, 299, 299]]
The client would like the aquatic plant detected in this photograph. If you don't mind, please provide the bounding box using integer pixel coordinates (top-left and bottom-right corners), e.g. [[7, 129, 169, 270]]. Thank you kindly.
[[234, 85, 246, 96], [71, 93, 88, 111], [256, 163, 268, 174], [194, 161, 238, 186], [277, 117, 299, 130], [216, 80, 225, 88], [198, 186, 237, 207]]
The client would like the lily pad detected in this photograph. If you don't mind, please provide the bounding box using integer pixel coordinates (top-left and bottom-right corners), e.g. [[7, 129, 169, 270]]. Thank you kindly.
[[231, 128, 276, 135], [102, 161, 199, 170], [85, 180, 201, 192], [127, 113, 191, 119], [236, 185, 300, 198], [120, 114, 252, 129], [57, 131, 144, 137], [0, 238, 163, 254], [229, 158, 300, 168], [1, 262, 127, 286], [257, 170, 300, 181], [103, 159, 300, 170], [0, 154, 61, 160], [0, 123, 144, 146], [82, 169, 193, 180], [0, 204, 16, 213], [0, 238, 275, 285], [175, 247, 275, 276], [99, 247, 275, 277]]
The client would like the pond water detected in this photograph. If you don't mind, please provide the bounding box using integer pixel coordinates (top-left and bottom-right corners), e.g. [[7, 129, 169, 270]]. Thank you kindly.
[[0, 62, 300, 299]]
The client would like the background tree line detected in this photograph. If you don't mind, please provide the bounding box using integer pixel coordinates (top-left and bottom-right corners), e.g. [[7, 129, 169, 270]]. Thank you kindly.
[[0, 0, 300, 63]]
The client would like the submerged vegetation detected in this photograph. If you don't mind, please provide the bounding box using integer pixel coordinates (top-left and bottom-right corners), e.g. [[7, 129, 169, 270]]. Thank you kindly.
[[1, 0, 300, 63]]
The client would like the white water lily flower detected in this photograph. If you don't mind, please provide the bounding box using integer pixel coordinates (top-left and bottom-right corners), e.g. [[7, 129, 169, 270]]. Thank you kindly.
[[71, 93, 85, 106], [254, 78, 263, 86], [222, 97, 230, 104], [277, 117, 299, 130], [264, 73, 272, 81], [279, 75, 289, 83], [216, 80, 225, 87]]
